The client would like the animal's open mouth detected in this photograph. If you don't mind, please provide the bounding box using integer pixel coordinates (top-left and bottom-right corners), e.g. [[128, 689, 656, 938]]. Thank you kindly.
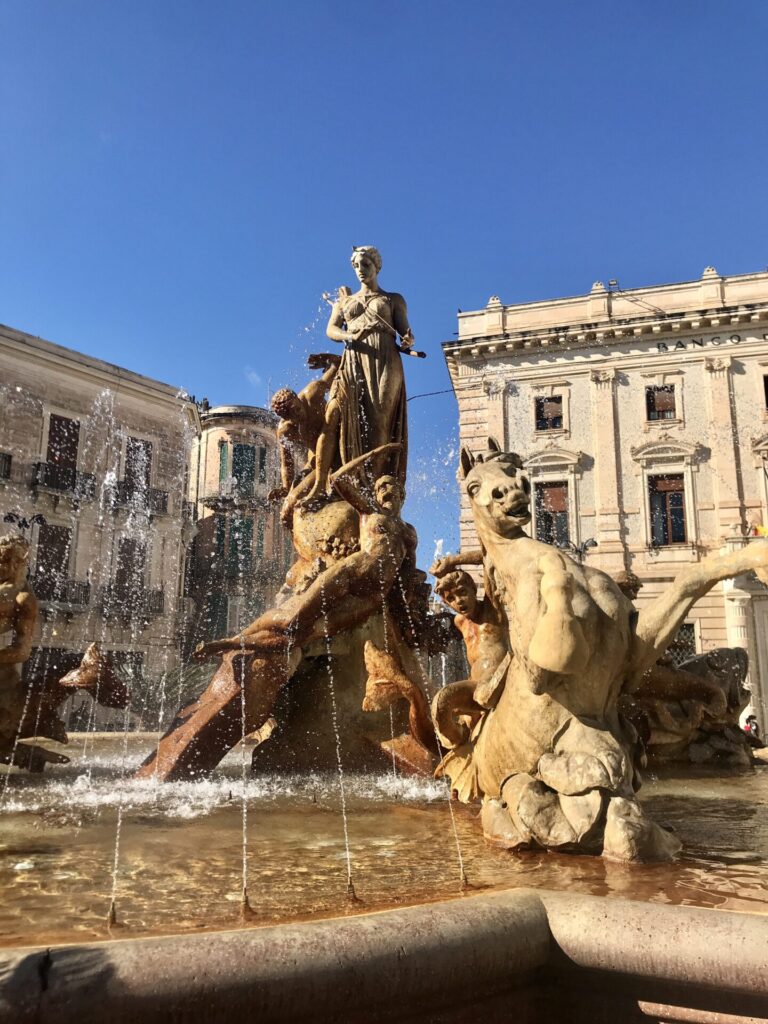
[[500, 500, 529, 518]]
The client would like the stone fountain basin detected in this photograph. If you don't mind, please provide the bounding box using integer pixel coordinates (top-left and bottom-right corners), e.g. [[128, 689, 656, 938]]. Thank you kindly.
[[1, 889, 767, 1023], [1, 736, 767, 1021]]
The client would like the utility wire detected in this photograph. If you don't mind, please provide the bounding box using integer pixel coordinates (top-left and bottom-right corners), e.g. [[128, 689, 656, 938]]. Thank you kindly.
[[407, 388, 454, 402]]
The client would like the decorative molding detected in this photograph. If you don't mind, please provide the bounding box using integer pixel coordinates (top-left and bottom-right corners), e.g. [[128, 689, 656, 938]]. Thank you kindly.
[[590, 368, 615, 386], [531, 379, 572, 395], [630, 435, 705, 468], [525, 444, 584, 471], [704, 355, 732, 374]]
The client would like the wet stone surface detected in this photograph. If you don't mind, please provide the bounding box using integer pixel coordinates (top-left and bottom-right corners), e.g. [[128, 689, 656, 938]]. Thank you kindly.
[[0, 735, 766, 948]]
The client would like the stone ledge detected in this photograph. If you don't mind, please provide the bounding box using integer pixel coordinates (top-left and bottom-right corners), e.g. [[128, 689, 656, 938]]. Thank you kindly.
[[1, 889, 766, 1024]]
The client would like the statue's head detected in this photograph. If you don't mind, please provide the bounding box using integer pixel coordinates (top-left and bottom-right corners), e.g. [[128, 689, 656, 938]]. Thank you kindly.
[[374, 474, 404, 515], [270, 387, 300, 420], [351, 245, 382, 285], [0, 534, 29, 585], [435, 570, 478, 617], [459, 438, 531, 539]]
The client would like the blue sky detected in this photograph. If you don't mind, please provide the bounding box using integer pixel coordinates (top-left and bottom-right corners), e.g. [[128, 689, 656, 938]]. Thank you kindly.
[[2, 1, 767, 559]]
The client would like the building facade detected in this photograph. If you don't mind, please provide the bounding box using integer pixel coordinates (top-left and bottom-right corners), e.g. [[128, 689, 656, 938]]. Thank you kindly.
[[185, 404, 288, 648], [444, 267, 768, 730], [0, 324, 288, 715], [0, 322, 200, 694]]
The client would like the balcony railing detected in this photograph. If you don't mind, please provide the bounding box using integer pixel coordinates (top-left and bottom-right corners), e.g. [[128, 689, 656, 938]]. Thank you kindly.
[[100, 584, 165, 621], [33, 576, 91, 607], [105, 480, 169, 515], [201, 477, 267, 511], [0, 452, 11, 480], [32, 461, 96, 501]]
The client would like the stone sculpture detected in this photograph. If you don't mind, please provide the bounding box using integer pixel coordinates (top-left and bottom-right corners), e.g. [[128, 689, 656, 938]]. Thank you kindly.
[[621, 647, 753, 766], [430, 438, 768, 861], [0, 535, 41, 767], [269, 352, 341, 524], [0, 535, 129, 770], [140, 247, 442, 780], [302, 245, 412, 503]]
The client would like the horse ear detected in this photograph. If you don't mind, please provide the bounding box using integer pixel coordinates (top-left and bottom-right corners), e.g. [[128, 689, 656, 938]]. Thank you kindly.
[[459, 446, 475, 479], [487, 436, 502, 453]]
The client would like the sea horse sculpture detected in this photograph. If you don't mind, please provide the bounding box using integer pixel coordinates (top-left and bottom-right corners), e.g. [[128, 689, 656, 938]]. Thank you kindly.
[[431, 438, 768, 861]]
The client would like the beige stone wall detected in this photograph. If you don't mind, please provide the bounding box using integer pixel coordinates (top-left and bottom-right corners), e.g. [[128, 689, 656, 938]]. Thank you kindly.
[[0, 323, 200, 690], [445, 268, 768, 730]]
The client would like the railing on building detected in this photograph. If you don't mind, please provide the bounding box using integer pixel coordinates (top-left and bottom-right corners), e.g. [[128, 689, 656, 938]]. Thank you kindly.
[[0, 452, 12, 480], [100, 584, 165, 621], [104, 480, 169, 515], [201, 477, 268, 512], [32, 461, 96, 501], [33, 576, 91, 608]]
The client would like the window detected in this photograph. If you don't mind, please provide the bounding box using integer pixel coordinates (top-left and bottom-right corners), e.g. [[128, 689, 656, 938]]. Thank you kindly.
[[534, 482, 569, 546], [47, 414, 80, 469], [114, 537, 147, 601], [535, 396, 563, 431], [214, 515, 226, 557], [34, 524, 72, 600], [219, 441, 229, 483], [258, 446, 267, 484], [227, 515, 253, 577], [649, 474, 687, 545], [256, 519, 264, 558], [763, 375, 768, 410], [667, 623, 697, 667], [646, 385, 676, 421], [232, 444, 256, 496], [125, 437, 152, 493]]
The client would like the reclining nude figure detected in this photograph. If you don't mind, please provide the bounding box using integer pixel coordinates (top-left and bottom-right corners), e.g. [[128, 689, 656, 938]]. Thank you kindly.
[[195, 442, 416, 659], [431, 438, 768, 861]]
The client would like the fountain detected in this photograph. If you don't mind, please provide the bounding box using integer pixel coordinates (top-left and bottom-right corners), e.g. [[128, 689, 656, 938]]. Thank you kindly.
[[1, 247, 768, 1022]]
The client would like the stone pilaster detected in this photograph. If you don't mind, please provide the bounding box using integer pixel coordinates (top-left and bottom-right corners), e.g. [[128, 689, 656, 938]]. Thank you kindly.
[[589, 368, 626, 572], [704, 355, 743, 538]]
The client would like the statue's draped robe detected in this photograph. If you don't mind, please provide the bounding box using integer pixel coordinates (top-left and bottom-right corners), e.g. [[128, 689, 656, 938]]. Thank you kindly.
[[330, 290, 408, 485]]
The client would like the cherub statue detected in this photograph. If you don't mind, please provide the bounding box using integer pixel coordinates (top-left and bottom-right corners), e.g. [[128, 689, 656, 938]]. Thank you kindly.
[[432, 569, 508, 709], [269, 352, 341, 521]]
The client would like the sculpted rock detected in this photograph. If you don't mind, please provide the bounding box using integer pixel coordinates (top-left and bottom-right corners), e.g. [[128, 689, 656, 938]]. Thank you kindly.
[[621, 646, 753, 766]]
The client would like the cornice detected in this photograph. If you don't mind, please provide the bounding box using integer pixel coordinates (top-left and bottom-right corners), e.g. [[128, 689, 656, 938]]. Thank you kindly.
[[443, 304, 768, 362]]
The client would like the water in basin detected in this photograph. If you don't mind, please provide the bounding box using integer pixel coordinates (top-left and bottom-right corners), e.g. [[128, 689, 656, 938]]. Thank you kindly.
[[0, 734, 766, 949]]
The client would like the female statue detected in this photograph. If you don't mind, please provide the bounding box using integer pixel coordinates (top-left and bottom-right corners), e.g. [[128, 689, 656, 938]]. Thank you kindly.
[[301, 246, 413, 503]]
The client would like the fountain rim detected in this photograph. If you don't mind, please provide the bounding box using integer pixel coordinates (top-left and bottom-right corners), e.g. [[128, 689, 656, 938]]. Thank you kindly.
[[1, 888, 767, 1024]]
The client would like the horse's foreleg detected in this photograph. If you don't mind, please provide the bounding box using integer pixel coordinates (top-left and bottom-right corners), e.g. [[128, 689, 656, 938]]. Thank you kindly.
[[528, 552, 590, 675], [630, 541, 768, 687]]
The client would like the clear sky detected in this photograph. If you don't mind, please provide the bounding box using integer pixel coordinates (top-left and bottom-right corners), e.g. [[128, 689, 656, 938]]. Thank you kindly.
[[2, 1, 767, 560]]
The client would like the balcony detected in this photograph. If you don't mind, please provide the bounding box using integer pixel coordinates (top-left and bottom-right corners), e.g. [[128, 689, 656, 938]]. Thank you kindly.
[[100, 584, 165, 622], [201, 477, 267, 512], [33, 576, 91, 609], [105, 480, 169, 515], [32, 461, 96, 501], [0, 452, 11, 480]]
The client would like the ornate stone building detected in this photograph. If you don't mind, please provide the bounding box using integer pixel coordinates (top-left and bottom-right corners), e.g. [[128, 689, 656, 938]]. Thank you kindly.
[[0, 322, 200, 695], [0, 323, 287, 714], [444, 267, 768, 730]]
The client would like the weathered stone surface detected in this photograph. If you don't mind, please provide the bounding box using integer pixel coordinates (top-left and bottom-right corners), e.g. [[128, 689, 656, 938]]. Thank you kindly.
[[432, 438, 768, 861]]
